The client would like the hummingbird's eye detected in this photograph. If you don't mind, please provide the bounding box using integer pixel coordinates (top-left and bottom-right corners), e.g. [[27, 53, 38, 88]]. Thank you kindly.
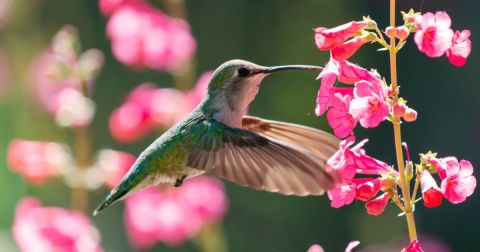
[[237, 67, 250, 77]]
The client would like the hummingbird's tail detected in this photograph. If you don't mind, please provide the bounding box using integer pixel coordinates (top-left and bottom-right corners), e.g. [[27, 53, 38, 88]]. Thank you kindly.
[[92, 186, 129, 216]]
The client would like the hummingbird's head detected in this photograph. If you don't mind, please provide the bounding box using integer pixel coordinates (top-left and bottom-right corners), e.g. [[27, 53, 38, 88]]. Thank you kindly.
[[204, 59, 321, 126]]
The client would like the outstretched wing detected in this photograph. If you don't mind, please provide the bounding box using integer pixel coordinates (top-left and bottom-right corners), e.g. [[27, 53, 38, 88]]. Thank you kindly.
[[186, 118, 340, 196], [241, 116, 340, 161]]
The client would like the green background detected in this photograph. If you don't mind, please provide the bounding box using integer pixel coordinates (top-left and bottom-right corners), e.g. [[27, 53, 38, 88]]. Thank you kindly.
[[0, 0, 478, 251]]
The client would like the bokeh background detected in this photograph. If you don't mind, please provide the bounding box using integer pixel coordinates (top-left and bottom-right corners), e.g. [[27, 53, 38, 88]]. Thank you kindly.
[[0, 0, 478, 251]]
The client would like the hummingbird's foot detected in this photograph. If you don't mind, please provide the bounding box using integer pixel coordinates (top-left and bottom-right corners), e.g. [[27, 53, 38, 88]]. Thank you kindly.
[[174, 175, 187, 187]]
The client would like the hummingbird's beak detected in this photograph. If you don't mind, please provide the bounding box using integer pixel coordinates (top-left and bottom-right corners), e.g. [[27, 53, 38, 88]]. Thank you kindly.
[[262, 65, 323, 74]]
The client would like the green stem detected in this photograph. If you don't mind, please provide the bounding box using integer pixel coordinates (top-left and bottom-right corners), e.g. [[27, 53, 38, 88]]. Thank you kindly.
[[389, 0, 417, 242], [194, 223, 228, 252], [162, 0, 197, 90]]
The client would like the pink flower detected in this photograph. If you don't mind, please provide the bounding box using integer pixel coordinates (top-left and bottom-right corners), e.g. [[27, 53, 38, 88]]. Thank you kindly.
[[441, 158, 476, 204], [328, 137, 390, 180], [414, 11, 454, 57], [177, 176, 229, 223], [327, 181, 356, 208], [99, 0, 142, 16], [355, 178, 383, 202], [314, 21, 368, 50], [7, 139, 70, 184], [125, 189, 203, 248], [308, 244, 325, 252], [421, 171, 443, 208], [365, 192, 390, 216], [332, 35, 370, 61], [96, 149, 136, 188], [13, 197, 103, 252], [349, 80, 390, 128], [327, 93, 357, 138], [446, 30, 471, 67], [315, 58, 380, 116], [106, 3, 196, 72], [402, 240, 424, 252]]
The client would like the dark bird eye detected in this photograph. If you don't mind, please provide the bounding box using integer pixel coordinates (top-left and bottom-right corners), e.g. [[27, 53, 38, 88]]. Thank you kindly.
[[237, 67, 250, 77]]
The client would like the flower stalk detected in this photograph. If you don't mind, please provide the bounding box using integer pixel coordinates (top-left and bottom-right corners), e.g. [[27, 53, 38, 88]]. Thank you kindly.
[[389, 0, 417, 242], [71, 80, 92, 213]]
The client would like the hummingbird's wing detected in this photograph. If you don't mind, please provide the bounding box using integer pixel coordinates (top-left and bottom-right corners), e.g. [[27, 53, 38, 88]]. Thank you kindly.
[[186, 118, 340, 196], [241, 116, 339, 161]]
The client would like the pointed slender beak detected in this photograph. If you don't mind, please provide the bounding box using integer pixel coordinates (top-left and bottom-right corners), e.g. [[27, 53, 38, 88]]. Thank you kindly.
[[262, 65, 323, 74]]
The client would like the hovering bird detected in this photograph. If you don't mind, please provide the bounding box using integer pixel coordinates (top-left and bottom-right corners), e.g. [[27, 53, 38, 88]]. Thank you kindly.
[[94, 59, 340, 215]]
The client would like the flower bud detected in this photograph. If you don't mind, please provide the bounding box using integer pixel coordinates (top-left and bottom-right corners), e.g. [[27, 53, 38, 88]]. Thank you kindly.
[[395, 26, 409, 40], [393, 102, 407, 117], [385, 26, 396, 38], [403, 108, 417, 122]]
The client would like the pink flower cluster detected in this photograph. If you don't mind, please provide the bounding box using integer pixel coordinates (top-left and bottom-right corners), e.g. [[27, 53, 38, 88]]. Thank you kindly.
[[7, 138, 137, 190], [315, 57, 391, 138], [101, 0, 196, 71], [13, 197, 103, 252], [110, 71, 212, 142], [414, 11, 471, 67], [124, 176, 228, 249], [326, 137, 392, 216], [421, 155, 476, 207]]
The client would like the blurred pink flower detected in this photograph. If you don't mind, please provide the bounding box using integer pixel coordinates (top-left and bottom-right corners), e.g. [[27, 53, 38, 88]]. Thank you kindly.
[[96, 149, 136, 188], [124, 176, 228, 249], [308, 244, 325, 252], [401, 240, 424, 252], [177, 176, 228, 223], [365, 192, 390, 216], [7, 139, 70, 184], [308, 241, 360, 252], [420, 171, 443, 208], [327, 93, 357, 138], [125, 188, 203, 248], [110, 71, 212, 143], [50, 87, 95, 127], [13, 197, 103, 252], [332, 35, 370, 61], [414, 11, 454, 58], [99, 0, 142, 16], [314, 21, 368, 50], [446, 30, 471, 67], [29, 50, 81, 111], [349, 80, 390, 128], [106, 2, 196, 72], [441, 158, 476, 204]]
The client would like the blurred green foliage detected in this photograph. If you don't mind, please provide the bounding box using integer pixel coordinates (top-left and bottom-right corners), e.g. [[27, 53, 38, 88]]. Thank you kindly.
[[0, 0, 478, 251]]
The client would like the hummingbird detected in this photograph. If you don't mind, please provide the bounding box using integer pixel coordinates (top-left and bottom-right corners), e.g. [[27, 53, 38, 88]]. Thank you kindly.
[[93, 59, 340, 215]]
